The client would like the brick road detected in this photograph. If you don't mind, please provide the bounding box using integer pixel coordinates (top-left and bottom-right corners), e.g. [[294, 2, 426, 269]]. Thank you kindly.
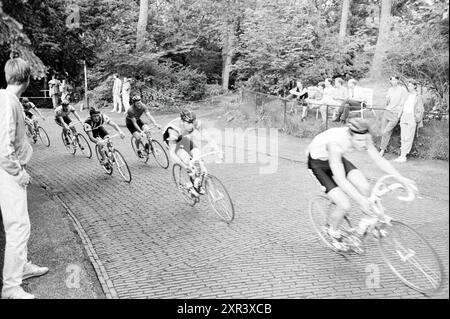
[[26, 109, 449, 299]]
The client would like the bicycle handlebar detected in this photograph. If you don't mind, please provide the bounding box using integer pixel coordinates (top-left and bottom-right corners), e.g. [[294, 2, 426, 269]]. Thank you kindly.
[[370, 175, 417, 202]]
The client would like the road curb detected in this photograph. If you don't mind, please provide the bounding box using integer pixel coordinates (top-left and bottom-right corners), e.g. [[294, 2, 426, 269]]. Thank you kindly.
[[36, 179, 119, 299]]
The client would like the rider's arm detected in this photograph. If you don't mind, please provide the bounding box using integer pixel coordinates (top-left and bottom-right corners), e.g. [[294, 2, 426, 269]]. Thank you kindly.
[[108, 120, 124, 135], [73, 110, 82, 123], [33, 106, 43, 118], [145, 110, 158, 127], [131, 117, 143, 133], [328, 142, 367, 204]]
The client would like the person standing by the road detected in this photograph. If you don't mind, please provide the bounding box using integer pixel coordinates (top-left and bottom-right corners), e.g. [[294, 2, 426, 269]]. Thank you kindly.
[[48, 74, 61, 109], [112, 73, 123, 113], [0, 58, 49, 299], [379, 76, 408, 157], [121, 77, 131, 113], [394, 80, 425, 163]]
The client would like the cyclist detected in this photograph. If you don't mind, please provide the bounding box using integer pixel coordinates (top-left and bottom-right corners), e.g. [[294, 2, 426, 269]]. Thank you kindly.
[[84, 107, 125, 165], [163, 109, 222, 195], [21, 97, 44, 142], [306, 118, 416, 251], [54, 99, 83, 145], [125, 95, 161, 157]]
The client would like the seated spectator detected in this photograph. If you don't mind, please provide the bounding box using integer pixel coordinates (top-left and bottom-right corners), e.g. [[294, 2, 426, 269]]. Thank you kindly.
[[287, 80, 309, 119], [333, 78, 367, 123], [332, 77, 348, 101], [306, 79, 341, 123]]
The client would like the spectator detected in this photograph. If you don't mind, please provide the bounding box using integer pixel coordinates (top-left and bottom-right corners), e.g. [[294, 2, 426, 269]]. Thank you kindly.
[[333, 78, 366, 123], [379, 76, 408, 156], [332, 77, 348, 101], [121, 77, 131, 113], [394, 80, 425, 163], [287, 80, 309, 120], [48, 74, 61, 109], [0, 58, 48, 299], [112, 73, 123, 113], [60, 79, 70, 102]]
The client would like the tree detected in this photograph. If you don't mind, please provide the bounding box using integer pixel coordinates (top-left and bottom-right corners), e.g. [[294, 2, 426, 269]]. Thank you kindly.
[[339, 0, 351, 41], [136, 0, 149, 52], [369, 0, 392, 79]]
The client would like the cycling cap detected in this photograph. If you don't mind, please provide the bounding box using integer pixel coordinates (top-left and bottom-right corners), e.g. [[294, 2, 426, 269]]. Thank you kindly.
[[89, 107, 101, 116], [180, 109, 196, 123], [131, 95, 141, 102], [347, 118, 370, 134]]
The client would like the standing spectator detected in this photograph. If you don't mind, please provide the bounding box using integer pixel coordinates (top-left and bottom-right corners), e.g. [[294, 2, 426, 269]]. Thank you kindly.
[[48, 74, 61, 109], [379, 76, 408, 157], [333, 79, 366, 123], [112, 73, 123, 113], [60, 79, 70, 102], [0, 58, 48, 299], [288, 80, 308, 120], [394, 80, 425, 163], [121, 77, 131, 113]]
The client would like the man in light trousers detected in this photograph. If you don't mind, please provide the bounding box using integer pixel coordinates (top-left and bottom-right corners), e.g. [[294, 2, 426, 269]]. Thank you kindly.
[[111, 73, 123, 113], [0, 58, 48, 299], [379, 76, 408, 156]]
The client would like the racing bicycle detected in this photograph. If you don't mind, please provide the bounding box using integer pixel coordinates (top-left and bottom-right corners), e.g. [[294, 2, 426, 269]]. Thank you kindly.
[[172, 151, 235, 223], [25, 116, 50, 147], [61, 121, 92, 158], [309, 174, 444, 295], [131, 125, 169, 169], [94, 134, 132, 183]]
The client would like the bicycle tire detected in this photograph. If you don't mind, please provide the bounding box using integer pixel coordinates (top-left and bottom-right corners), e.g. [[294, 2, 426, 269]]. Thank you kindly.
[[113, 150, 132, 183], [76, 133, 92, 158], [95, 144, 113, 175], [37, 126, 50, 147], [308, 195, 352, 254], [61, 131, 76, 154], [150, 139, 169, 169], [378, 221, 444, 295], [131, 136, 149, 163], [172, 164, 198, 206], [204, 174, 235, 223]]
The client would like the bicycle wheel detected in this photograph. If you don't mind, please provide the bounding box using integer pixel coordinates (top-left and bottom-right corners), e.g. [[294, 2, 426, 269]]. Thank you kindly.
[[37, 126, 50, 147], [61, 131, 76, 154], [204, 175, 235, 223], [76, 133, 92, 158], [150, 139, 169, 169], [308, 195, 352, 253], [113, 150, 132, 183], [378, 221, 444, 294], [95, 145, 113, 175], [172, 164, 197, 206], [131, 136, 148, 163]]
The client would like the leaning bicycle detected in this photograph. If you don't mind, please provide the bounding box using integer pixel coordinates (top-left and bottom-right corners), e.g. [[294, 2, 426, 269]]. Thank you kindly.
[[61, 121, 92, 158], [25, 116, 50, 147], [172, 151, 235, 223], [94, 134, 132, 183], [309, 175, 444, 295], [131, 126, 169, 169]]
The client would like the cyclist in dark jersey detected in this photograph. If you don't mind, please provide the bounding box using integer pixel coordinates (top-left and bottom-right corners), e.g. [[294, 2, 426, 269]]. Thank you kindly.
[[84, 107, 125, 164], [54, 99, 83, 144], [125, 95, 160, 157], [21, 98, 44, 141]]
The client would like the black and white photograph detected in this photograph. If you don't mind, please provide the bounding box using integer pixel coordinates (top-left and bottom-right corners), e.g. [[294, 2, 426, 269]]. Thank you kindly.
[[0, 0, 448, 304]]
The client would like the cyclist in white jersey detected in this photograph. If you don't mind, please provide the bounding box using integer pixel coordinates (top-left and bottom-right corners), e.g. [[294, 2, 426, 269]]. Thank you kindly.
[[306, 118, 416, 250], [163, 109, 221, 195]]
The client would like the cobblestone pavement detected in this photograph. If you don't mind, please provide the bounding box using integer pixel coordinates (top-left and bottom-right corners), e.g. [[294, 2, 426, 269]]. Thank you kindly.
[[26, 109, 449, 299]]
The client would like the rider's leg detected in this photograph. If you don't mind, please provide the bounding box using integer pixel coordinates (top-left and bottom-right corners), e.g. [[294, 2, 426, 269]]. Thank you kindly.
[[347, 169, 371, 197], [327, 187, 352, 231]]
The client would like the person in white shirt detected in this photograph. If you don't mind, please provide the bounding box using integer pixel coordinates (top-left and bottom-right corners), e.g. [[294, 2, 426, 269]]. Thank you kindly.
[[333, 79, 366, 123], [394, 80, 425, 163], [287, 80, 309, 120], [48, 74, 61, 109], [0, 58, 48, 299], [111, 73, 123, 113], [121, 77, 131, 113]]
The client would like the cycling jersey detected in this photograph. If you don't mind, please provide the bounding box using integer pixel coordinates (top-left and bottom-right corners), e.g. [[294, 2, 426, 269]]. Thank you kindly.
[[125, 104, 148, 120], [163, 118, 201, 145], [306, 127, 353, 160], [84, 114, 111, 139], [307, 127, 357, 193], [22, 101, 36, 113], [54, 105, 76, 119]]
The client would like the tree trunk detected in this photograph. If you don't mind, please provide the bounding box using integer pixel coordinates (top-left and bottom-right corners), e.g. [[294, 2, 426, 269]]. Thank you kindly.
[[221, 23, 235, 91], [369, 0, 392, 79], [136, 0, 149, 52], [338, 0, 351, 41]]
